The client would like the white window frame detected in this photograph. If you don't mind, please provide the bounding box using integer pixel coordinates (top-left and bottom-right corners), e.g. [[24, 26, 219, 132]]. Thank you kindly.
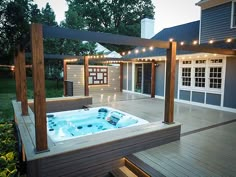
[[179, 57, 226, 94], [231, 1, 236, 28], [180, 62, 192, 89]]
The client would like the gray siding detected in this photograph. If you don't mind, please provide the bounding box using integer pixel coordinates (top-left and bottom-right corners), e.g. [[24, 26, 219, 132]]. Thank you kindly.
[[155, 61, 165, 96], [123, 63, 127, 90], [128, 63, 132, 91], [179, 90, 190, 101], [201, 2, 236, 43], [192, 91, 205, 103], [224, 57, 236, 109], [206, 93, 221, 106]]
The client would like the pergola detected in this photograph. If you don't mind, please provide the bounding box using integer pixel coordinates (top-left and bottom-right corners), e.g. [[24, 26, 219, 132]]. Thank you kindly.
[[14, 23, 236, 153]]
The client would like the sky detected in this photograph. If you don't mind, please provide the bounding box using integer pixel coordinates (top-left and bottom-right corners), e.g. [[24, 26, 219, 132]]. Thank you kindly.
[[34, 0, 200, 33]]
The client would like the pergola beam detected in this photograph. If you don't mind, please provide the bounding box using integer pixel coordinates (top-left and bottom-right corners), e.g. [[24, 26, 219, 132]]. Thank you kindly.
[[43, 25, 170, 49], [14, 53, 21, 102], [120, 63, 123, 92], [63, 60, 67, 96], [164, 42, 176, 124], [84, 56, 89, 96], [18, 47, 28, 115], [177, 44, 236, 56], [151, 61, 156, 98], [31, 24, 48, 152]]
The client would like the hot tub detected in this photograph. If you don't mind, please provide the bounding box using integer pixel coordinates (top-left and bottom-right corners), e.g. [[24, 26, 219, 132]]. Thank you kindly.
[[47, 106, 149, 142]]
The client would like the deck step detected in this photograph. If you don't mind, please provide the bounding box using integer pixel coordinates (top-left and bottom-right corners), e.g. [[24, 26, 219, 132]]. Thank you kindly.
[[110, 166, 137, 177], [125, 155, 165, 177]]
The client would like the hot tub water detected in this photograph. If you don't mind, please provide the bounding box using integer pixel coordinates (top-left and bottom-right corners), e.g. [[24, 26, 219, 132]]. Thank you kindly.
[[47, 106, 148, 142]]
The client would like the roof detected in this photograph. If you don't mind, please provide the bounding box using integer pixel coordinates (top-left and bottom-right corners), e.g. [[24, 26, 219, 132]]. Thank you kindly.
[[126, 21, 200, 59]]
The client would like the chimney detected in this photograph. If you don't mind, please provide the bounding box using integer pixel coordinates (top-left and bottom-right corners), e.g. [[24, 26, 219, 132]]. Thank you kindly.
[[141, 18, 155, 39]]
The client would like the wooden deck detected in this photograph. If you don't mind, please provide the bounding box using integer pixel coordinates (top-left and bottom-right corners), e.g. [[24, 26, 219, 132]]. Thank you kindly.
[[132, 121, 236, 177], [91, 92, 236, 177], [13, 95, 181, 177], [13, 92, 236, 176]]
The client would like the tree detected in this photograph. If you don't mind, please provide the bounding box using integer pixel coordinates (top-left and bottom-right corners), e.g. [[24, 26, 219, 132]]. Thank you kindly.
[[59, 3, 96, 56], [0, 0, 41, 64], [65, 0, 155, 52], [41, 3, 59, 54]]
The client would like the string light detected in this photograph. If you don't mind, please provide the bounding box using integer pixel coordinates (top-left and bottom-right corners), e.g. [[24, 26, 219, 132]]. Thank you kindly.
[[226, 38, 232, 43], [149, 46, 154, 50], [118, 38, 234, 57], [193, 40, 198, 45], [209, 40, 214, 44]]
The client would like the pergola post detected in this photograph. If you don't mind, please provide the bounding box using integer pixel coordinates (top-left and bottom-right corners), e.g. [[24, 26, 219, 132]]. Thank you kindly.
[[14, 52, 21, 101], [63, 60, 67, 96], [84, 56, 89, 96], [18, 46, 28, 115], [151, 61, 156, 98], [120, 62, 123, 92], [164, 41, 176, 124], [31, 23, 48, 152]]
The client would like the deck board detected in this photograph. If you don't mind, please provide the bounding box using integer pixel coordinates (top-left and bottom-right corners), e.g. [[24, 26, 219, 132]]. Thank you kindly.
[[133, 122, 236, 177]]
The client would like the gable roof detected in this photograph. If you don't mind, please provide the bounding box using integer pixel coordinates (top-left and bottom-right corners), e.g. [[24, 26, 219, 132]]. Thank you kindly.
[[126, 21, 200, 59]]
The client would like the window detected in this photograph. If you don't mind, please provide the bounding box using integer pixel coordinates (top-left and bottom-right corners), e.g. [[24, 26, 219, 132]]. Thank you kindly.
[[88, 67, 108, 85], [209, 67, 222, 89], [232, 1, 236, 28], [182, 68, 191, 86], [210, 59, 222, 63], [195, 67, 205, 87], [183, 60, 191, 64], [179, 58, 224, 91], [195, 60, 206, 64]]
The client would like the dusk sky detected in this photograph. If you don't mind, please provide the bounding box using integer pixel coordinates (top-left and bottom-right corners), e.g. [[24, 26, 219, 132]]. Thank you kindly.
[[34, 0, 200, 33]]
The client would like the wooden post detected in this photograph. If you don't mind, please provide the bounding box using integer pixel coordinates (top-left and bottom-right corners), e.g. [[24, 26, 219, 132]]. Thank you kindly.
[[164, 41, 176, 124], [63, 60, 67, 96], [31, 23, 48, 152], [151, 61, 156, 98], [14, 52, 21, 101], [84, 56, 89, 96], [18, 47, 28, 115], [120, 62, 123, 92]]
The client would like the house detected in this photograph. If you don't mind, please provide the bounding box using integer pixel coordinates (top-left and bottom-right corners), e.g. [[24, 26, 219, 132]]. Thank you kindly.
[[95, 42, 122, 58], [122, 0, 236, 112]]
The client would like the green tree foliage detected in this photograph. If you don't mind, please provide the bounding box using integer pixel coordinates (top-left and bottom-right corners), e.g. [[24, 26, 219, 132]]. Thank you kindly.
[[65, 0, 155, 52], [41, 3, 60, 54], [60, 4, 96, 56], [0, 0, 42, 64]]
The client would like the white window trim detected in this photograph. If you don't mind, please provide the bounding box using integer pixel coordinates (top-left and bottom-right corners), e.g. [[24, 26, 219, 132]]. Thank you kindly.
[[231, 1, 236, 28], [179, 56, 226, 103]]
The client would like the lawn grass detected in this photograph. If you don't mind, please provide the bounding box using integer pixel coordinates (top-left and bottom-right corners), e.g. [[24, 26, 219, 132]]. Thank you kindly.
[[0, 77, 63, 121]]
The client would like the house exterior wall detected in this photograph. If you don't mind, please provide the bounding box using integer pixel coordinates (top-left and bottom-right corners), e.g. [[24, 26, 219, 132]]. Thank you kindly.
[[123, 64, 127, 90], [223, 57, 236, 109], [175, 61, 179, 99], [200, 2, 236, 43], [143, 63, 151, 94], [67, 65, 120, 96], [155, 61, 165, 97], [122, 55, 236, 112], [128, 63, 132, 91]]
